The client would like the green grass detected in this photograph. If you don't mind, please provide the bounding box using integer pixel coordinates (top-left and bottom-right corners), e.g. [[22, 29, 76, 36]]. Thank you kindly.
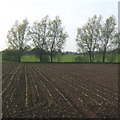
[[21, 54, 78, 62], [60, 54, 78, 62], [21, 55, 40, 62], [21, 54, 80, 62], [13, 53, 120, 63]]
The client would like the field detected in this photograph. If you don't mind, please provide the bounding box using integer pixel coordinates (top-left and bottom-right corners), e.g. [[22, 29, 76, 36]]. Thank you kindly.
[[21, 54, 119, 63], [2, 63, 119, 118]]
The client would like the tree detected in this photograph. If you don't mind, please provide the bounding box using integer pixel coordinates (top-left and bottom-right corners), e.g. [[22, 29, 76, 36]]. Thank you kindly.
[[7, 19, 29, 62], [2, 49, 20, 62], [115, 32, 120, 53], [28, 16, 49, 62], [48, 16, 68, 62], [108, 31, 120, 62], [76, 15, 102, 62], [99, 16, 116, 63]]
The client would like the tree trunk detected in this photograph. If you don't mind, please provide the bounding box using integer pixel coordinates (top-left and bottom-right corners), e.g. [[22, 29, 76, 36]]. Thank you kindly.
[[18, 48, 23, 63], [39, 55, 41, 62], [50, 50, 53, 62], [92, 52, 95, 63], [40, 52, 42, 62], [39, 49, 43, 62], [88, 51, 92, 62], [18, 52, 22, 62], [18, 55, 21, 62], [92, 54, 94, 62], [102, 52, 106, 63], [102, 47, 107, 63]]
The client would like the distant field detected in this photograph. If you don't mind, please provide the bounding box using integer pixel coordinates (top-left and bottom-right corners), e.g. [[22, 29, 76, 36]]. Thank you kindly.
[[21, 54, 119, 63], [21, 55, 40, 62], [59, 54, 80, 62], [21, 54, 89, 62]]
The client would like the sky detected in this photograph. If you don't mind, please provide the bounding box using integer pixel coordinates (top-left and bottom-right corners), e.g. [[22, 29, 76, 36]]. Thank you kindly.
[[0, 0, 119, 52]]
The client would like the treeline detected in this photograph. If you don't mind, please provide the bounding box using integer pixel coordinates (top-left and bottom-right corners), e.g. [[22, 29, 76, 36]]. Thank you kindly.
[[2, 15, 120, 63], [76, 15, 119, 63], [3, 16, 67, 62]]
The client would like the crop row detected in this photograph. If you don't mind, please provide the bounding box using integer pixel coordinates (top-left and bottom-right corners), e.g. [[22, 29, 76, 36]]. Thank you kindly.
[[2, 63, 118, 118]]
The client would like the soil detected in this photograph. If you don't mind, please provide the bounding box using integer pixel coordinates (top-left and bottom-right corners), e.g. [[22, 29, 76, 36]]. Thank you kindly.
[[2, 63, 119, 118]]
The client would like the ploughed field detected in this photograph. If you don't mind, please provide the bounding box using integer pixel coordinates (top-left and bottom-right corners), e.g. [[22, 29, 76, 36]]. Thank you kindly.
[[2, 63, 119, 118]]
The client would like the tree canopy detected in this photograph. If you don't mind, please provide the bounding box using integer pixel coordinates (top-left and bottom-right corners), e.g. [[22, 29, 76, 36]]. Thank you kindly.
[[7, 19, 29, 62]]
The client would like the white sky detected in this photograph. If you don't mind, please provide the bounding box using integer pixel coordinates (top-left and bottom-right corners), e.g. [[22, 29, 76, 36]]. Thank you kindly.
[[0, 0, 119, 52]]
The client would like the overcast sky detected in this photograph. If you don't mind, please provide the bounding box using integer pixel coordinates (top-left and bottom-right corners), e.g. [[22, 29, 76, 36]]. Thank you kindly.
[[0, 0, 119, 52]]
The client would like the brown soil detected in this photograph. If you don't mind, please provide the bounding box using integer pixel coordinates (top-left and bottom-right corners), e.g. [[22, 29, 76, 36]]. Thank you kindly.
[[2, 63, 119, 118]]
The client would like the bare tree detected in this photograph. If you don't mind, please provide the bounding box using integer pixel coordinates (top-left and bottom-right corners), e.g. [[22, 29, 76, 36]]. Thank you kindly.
[[76, 15, 102, 62], [28, 16, 49, 62], [48, 16, 68, 62], [7, 19, 29, 62]]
